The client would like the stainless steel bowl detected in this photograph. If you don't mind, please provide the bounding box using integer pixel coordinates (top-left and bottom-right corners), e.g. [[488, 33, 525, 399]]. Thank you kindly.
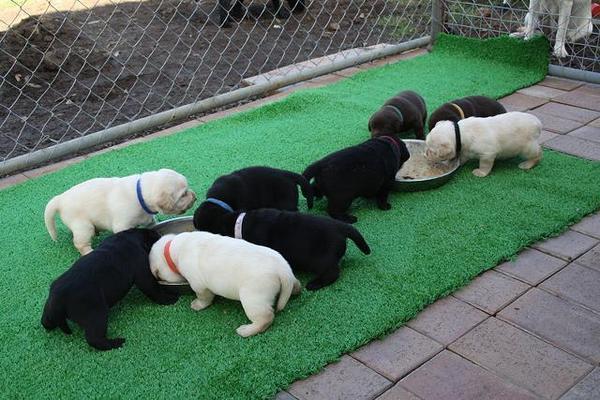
[[151, 216, 195, 236], [149, 216, 195, 293], [393, 139, 460, 192]]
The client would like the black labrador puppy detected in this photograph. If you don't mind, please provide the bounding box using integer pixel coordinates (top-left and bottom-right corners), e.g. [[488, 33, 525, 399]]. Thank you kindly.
[[369, 90, 427, 140], [428, 95, 506, 130], [218, 0, 306, 27], [193, 207, 371, 290], [41, 229, 178, 351], [303, 135, 410, 223], [194, 166, 313, 230]]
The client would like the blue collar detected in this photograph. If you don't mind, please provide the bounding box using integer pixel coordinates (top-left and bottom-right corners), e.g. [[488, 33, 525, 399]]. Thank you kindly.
[[205, 198, 234, 213], [136, 177, 158, 215]]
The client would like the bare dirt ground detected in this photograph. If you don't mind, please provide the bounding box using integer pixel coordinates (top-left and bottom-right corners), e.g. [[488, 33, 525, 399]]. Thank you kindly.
[[0, 0, 429, 160]]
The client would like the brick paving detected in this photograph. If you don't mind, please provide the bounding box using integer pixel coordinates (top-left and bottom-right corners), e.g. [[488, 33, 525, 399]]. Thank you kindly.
[[1, 50, 599, 400], [275, 70, 600, 400]]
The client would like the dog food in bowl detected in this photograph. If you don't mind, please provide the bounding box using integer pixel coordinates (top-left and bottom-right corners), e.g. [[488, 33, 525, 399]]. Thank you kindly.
[[393, 139, 460, 192], [396, 151, 453, 180]]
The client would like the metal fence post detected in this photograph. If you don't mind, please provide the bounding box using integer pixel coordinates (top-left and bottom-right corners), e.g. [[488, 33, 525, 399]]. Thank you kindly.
[[430, 0, 445, 45]]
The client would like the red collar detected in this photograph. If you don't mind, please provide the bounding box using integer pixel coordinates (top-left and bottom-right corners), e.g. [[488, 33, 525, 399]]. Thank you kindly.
[[163, 240, 179, 274]]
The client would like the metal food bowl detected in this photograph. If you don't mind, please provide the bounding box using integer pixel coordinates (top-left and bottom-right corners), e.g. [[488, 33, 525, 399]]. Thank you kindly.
[[393, 139, 460, 192], [149, 216, 195, 293], [151, 216, 195, 236]]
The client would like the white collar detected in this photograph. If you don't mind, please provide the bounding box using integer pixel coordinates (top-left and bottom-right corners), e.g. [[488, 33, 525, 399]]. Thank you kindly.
[[234, 213, 246, 239]]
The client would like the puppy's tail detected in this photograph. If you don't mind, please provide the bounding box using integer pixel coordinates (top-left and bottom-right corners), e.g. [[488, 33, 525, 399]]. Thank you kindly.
[[339, 223, 371, 255], [276, 268, 301, 312], [284, 171, 314, 209], [41, 293, 71, 335], [44, 195, 61, 241], [531, 114, 543, 139]]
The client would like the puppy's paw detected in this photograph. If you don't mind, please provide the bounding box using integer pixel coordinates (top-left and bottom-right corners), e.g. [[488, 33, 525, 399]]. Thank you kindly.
[[518, 160, 538, 170], [276, 7, 290, 18], [157, 292, 180, 305], [553, 45, 569, 58], [236, 324, 260, 337], [523, 30, 537, 40], [377, 202, 392, 211], [472, 169, 489, 178], [78, 246, 93, 256], [109, 338, 125, 349], [306, 281, 323, 291], [568, 23, 593, 41], [191, 299, 210, 311], [333, 214, 357, 224]]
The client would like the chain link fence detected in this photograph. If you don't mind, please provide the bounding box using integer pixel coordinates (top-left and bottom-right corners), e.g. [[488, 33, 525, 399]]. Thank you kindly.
[[4, 0, 597, 175], [441, 0, 600, 74], [0, 0, 431, 173]]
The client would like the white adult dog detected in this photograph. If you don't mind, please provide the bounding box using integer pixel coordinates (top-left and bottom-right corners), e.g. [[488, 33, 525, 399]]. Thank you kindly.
[[425, 112, 542, 177], [149, 232, 301, 337], [44, 169, 196, 255], [511, 0, 593, 58]]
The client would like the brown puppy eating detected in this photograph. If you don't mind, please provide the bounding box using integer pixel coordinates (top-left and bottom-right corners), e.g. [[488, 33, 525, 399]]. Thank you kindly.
[[368, 90, 427, 140], [428, 96, 506, 131]]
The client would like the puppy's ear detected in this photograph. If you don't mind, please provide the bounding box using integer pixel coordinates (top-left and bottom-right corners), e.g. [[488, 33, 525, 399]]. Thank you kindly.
[[192, 204, 205, 230], [442, 142, 454, 159], [399, 141, 411, 163], [368, 115, 373, 132], [157, 191, 176, 214], [145, 229, 161, 245], [193, 203, 225, 233]]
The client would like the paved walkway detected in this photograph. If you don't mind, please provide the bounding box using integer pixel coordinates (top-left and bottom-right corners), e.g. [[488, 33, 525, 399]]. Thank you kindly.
[[276, 71, 600, 400], [1, 49, 599, 400]]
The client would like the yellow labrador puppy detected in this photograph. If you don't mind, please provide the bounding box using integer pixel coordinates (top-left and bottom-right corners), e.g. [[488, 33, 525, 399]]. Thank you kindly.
[[425, 112, 542, 177], [149, 232, 301, 337], [44, 169, 196, 255]]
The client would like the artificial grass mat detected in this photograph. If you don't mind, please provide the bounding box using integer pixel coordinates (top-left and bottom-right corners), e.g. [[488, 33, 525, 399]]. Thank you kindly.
[[1, 34, 599, 399]]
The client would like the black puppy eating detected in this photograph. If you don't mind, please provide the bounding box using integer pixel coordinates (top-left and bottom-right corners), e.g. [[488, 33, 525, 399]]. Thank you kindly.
[[218, 0, 305, 27], [428, 95, 506, 130], [193, 207, 371, 290], [41, 229, 178, 351], [303, 135, 410, 223], [194, 166, 313, 231], [368, 90, 427, 140]]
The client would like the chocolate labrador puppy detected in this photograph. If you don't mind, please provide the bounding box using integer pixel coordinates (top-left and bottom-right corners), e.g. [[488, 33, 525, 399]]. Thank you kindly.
[[369, 90, 427, 139], [193, 166, 313, 231], [41, 229, 178, 351], [193, 207, 371, 290], [218, 0, 305, 27], [303, 135, 410, 223], [428, 95, 506, 130]]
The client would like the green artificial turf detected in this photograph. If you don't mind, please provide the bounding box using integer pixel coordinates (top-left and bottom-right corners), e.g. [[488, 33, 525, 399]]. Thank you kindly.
[[1, 34, 599, 399]]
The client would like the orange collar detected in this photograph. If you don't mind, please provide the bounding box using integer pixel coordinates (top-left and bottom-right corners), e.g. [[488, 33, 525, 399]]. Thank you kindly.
[[163, 240, 179, 274]]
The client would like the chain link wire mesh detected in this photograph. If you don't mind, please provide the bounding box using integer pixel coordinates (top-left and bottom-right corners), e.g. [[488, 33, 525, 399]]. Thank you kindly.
[[441, 0, 599, 73], [0, 0, 431, 165]]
